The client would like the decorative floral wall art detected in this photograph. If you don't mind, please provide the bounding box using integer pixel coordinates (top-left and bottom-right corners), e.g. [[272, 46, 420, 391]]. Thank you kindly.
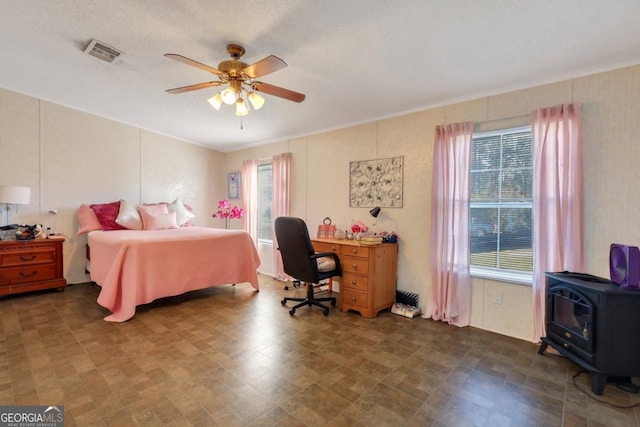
[[349, 156, 403, 207]]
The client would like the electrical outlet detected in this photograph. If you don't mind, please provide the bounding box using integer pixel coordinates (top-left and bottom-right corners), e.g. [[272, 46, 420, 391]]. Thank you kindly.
[[493, 292, 503, 304]]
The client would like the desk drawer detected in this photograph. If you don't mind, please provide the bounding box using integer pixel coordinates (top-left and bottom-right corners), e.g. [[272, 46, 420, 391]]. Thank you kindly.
[[341, 272, 369, 292], [341, 289, 369, 310], [342, 245, 369, 259], [0, 264, 57, 285], [0, 247, 56, 267], [342, 257, 369, 274], [312, 241, 340, 255]]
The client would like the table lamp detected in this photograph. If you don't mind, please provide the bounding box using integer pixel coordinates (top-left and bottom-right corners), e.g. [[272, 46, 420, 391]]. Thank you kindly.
[[369, 206, 381, 226], [0, 185, 31, 226], [369, 206, 398, 235]]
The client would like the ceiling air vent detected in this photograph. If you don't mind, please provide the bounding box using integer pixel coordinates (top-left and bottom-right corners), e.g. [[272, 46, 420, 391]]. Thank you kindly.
[[83, 39, 124, 63]]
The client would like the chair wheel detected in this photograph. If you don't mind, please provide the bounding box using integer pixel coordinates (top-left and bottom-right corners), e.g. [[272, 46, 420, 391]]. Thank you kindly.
[[281, 299, 286, 305], [331, 300, 337, 307], [284, 286, 289, 291], [289, 309, 295, 316], [323, 309, 329, 316]]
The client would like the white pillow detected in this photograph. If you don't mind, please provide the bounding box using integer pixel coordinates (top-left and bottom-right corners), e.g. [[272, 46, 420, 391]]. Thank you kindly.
[[168, 197, 196, 226], [115, 199, 142, 230]]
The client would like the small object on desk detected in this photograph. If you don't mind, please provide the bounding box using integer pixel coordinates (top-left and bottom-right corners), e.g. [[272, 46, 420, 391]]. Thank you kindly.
[[0, 224, 17, 240], [16, 225, 36, 240], [359, 235, 384, 245], [317, 217, 336, 238], [382, 234, 398, 243]]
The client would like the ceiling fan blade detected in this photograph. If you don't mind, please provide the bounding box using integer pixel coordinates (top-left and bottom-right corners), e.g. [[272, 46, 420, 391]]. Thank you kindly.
[[252, 82, 305, 103], [164, 53, 224, 76], [242, 55, 287, 78], [166, 81, 224, 94]]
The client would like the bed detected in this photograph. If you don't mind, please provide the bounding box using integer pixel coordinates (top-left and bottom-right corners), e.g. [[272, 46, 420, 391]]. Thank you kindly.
[[87, 226, 260, 322]]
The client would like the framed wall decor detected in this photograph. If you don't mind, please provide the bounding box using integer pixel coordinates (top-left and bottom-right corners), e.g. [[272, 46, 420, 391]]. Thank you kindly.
[[227, 171, 241, 199], [349, 156, 403, 207]]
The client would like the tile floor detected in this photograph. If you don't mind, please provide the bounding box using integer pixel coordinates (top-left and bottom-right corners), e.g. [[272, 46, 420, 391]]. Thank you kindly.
[[1, 276, 640, 426]]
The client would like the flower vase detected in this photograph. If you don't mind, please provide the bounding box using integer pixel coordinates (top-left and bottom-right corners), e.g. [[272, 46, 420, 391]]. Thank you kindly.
[[225, 218, 230, 229]]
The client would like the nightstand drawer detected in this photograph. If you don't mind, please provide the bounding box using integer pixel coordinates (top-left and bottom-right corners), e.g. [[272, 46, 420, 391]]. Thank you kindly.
[[0, 264, 57, 285], [0, 247, 56, 267], [341, 272, 369, 291], [341, 289, 369, 310], [342, 257, 369, 274]]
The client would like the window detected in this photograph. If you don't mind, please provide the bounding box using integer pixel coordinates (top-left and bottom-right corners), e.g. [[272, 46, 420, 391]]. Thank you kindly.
[[470, 126, 533, 282], [257, 163, 273, 242]]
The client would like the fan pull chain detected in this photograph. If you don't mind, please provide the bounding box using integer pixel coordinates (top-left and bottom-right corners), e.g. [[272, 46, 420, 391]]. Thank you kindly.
[[240, 115, 244, 130]]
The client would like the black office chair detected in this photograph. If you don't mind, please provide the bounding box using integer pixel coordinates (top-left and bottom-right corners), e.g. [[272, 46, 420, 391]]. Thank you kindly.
[[274, 216, 341, 315]]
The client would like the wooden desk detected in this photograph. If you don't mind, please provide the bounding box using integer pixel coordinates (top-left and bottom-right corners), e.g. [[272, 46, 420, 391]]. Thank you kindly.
[[312, 237, 398, 318]]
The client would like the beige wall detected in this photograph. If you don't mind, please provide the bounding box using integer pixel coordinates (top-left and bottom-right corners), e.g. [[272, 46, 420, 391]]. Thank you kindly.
[[2, 64, 639, 342], [225, 64, 640, 342], [0, 88, 226, 284]]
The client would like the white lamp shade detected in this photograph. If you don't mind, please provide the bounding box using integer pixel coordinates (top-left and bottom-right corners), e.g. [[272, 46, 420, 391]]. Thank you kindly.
[[235, 98, 249, 116], [207, 93, 223, 110], [221, 87, 237, 105], [0, 185, 30, 205], [248, 92, 265, 110]]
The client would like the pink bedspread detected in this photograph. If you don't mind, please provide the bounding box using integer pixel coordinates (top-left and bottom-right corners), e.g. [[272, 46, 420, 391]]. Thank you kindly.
[[89, 227, 260, 321]]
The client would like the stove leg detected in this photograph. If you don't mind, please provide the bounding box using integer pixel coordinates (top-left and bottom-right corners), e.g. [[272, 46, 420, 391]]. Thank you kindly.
[[591, 372, 606, 395], [537, 340, 548, 355]]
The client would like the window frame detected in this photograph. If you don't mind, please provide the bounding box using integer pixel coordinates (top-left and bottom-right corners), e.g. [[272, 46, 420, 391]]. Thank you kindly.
[[256, 161, 273, 244], [469, 125, 533, 285]]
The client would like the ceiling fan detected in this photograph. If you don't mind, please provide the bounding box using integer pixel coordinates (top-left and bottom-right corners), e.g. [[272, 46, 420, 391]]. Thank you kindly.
[[164, 44, 305, 116]]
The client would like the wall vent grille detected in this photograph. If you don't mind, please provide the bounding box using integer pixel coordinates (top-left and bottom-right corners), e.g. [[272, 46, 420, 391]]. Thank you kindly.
[[84, 39, 124, 63]]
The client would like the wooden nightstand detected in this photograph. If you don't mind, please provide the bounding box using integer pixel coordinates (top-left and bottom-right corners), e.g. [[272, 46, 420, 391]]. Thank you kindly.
[[0, 237, 66, 296]]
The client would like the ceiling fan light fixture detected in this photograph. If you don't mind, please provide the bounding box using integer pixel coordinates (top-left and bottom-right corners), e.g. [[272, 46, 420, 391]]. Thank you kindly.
[[248, 92, 265, 110], [165, 44, 306, 122], [207, 92, 223, 110], [221, 87, 237, 105], [235, 98, 249, 116]]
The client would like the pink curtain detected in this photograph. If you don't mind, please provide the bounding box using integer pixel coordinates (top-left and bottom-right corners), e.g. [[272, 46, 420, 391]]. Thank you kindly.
[[531, 103, 585, 343], [272, 153, 292, 280], [242, 159, 258, 245], [425, 122, 473, 326]]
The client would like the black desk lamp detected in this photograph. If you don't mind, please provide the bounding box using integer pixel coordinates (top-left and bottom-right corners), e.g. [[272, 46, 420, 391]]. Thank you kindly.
[[369, 206, 381, 226]]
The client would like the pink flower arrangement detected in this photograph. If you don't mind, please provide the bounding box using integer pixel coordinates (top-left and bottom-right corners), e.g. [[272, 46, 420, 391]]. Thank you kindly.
[[351, 220, 368, 233], [212, 199, 244, 220]]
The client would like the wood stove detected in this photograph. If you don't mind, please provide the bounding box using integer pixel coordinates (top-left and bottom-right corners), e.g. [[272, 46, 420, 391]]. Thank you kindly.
[[539, 272, 640, 395]]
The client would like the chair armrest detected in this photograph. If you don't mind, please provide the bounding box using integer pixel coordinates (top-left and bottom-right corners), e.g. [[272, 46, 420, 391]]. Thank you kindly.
[[311, 252, 339, 261], [312, 251, 342, 277]]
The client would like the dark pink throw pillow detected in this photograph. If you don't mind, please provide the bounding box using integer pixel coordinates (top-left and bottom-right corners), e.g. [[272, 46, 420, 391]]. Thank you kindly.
[[90, 201, 127, 231]]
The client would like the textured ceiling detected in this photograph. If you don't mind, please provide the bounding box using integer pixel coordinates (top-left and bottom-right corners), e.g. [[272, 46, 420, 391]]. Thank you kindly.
[[2, 1, 640, 152]]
